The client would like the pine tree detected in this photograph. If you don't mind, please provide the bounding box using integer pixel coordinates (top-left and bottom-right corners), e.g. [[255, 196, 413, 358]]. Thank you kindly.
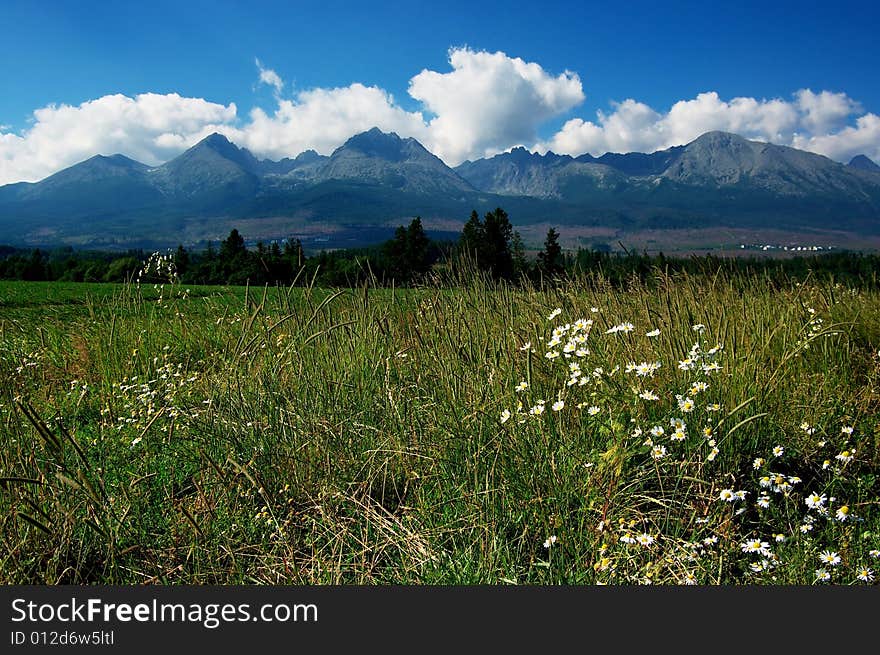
[[406, 216, 430, 277], [482, 207, 514, 279], [459, 210, 484, 264], [174, 244, 190, 276], [511, 230, 528, 277], [537, 227, 564, 279], [385, 225, 410, 282]]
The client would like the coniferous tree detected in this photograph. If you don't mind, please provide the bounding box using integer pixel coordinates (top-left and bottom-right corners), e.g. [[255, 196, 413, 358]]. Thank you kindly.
[[174, 244, 190, 277], [459, 210, 484, 264], [385, 225, 410, 283], [537, 227, 564, 279], [482, 207, 514, 279], [511, 230, 528, 277], [406, 216, 430, 278], [284, 238, 304, 271]]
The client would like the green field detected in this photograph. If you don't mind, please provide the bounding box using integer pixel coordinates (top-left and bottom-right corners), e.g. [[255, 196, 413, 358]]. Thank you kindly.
[[1, 272, 878, 585]]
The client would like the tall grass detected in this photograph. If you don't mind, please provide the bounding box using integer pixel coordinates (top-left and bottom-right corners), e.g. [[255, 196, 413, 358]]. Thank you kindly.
[[0, 267, 877, 584]]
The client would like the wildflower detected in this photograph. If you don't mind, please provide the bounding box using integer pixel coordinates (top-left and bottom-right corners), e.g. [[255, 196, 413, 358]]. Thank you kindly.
[[835, 450, 854, 464], [706, 403, 721, 412], [634, 361, 661, 377], [646, 329, 660, 337], [678, 397, 695, 413], [515, 381, 529, 392], [670, 428, 687, 442], [841, 426, 854, 435], [651, 445, 667, 460], [753, 457, 765, 469], [757, 495, 771, 509], [619, 534, 636, 544], [815, 568, 831, 582], [692, 324, 706, 333], [545, 351, 560, 360], [636, 533, 655, 546], [774, 533, 786, 543], [703, 536, 719, 546], [818, 551, 841, 566], [650, 425, 665, 437], [772, 445, 784, 457], [552, 400, 565, 412], [684, 572, 697, 585], [678, 358, 695, 371], [519, 342, 533, 352], [719, 489, 736, 502], [734, 490, 748, 501], [590, 307, 599, 313], [822, 459, 832, 470], [547, 308, 562, 321], [707, 447, 719, 461], [500, 409, 511, 424], [869, 550, 880, 559], [587, 406, 601, 416], [575, 348, 589, 358], [543, 535, 558, 548], [856, 568, 874, 583], [639, 390, 659, 401], [529, 404, 546, 416], [835, 506, 850, 521], [799, 523, 814, 533], [741, 539, 772, 557], [701, 362, 722, 374], [547, 336, 562, 348]]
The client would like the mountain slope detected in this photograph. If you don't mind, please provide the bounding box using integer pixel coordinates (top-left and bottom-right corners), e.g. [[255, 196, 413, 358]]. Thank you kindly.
[[1, 128, 879, 247], [661, 131, 878, 200], [455, 148, 629, 199], [1, 154, 163, 221], [147, 134, 261, 210], [848, 154, 880, 173], [306, 128, 476, 196]]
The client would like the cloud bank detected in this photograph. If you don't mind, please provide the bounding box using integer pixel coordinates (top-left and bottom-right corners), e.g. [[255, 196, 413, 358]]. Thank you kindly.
[[538, 89, 876, 162], [1, 48, 878, 185]]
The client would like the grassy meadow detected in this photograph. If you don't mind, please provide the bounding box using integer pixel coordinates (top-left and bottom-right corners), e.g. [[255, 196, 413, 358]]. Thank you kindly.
[[1, 267, 879, 585]]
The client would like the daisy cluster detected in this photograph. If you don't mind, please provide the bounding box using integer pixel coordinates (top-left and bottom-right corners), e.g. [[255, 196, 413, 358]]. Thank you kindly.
[[734, 421, 877, 584], [503, 306, 877, 584]]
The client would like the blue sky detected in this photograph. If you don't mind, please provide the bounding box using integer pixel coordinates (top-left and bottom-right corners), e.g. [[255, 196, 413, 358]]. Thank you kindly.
[[2, 0, 879, 183]]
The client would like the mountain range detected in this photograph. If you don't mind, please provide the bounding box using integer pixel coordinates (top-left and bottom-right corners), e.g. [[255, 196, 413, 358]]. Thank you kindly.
[[1, 127, 879, 250]]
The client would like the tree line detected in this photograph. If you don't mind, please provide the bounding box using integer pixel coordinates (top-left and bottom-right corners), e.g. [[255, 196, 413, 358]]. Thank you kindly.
[[2, 209, 880, 288]]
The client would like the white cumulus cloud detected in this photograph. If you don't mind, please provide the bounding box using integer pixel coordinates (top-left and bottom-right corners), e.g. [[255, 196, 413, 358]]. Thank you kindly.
[[538, 89, 880, 164], [410, 47, 584, 164], [792, 112, 880, 163], [0, 93, 237, 185]]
